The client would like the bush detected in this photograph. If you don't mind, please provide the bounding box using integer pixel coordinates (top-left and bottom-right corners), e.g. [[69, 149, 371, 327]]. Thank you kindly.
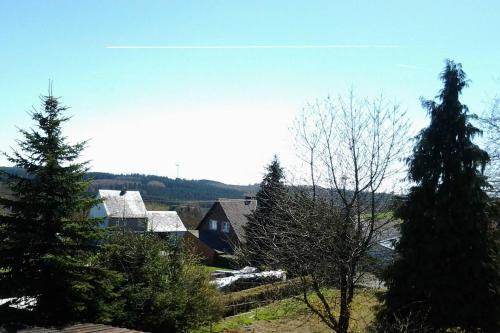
[[370, 308, 434, 333], [98, 232, 223, 333]]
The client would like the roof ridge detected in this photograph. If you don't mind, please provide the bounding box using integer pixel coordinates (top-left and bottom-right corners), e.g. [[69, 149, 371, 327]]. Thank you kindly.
[[99, 189, 141, 193], [147, 210, 178, 214], [218, 198, 256, 201]]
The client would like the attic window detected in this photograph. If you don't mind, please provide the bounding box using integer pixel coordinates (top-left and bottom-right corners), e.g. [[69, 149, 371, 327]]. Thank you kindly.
[[209, 219, 217, 230], [222, 221, 230, 233]]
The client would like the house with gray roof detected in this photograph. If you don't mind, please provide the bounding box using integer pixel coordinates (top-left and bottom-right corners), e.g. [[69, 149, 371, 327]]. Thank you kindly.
[[196, 198, 257, 253], [147, 210, 187, 236], [90, 189, 186, 235]]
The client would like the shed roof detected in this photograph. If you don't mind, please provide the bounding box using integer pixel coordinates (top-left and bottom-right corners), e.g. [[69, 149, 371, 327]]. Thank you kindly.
[[99, 190, 147, 218], [372, 219, 401, 251], [373, 219, 401, 242], [19, 323, 144, 333], [147, 211, 187, 232]]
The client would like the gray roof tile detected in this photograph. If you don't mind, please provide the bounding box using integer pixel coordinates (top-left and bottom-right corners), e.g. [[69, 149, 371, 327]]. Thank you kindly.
[[146, 211, 187, 232], [99, 190, 147, 218], [218, 199, 257, 241]]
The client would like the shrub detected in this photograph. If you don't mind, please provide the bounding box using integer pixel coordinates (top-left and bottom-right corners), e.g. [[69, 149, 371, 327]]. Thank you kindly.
[[98, 232, 223, 333]]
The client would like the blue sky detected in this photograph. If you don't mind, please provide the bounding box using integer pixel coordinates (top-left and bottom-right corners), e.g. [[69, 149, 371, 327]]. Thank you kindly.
[[1, 1, 500, 184]]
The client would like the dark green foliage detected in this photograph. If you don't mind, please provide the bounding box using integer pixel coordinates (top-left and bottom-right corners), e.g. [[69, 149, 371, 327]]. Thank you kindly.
[[380, 60, 500, 331], [0, 168, 259, 204], [214, 254, 240, 270], [244, 156, 287, 267], [98, 232, 222, 333], [0, 92, 118, 325], [86, 172, 258, 203]]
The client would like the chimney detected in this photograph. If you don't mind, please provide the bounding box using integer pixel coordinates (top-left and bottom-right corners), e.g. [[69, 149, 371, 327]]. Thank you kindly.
[[244, 196, 254, 205]]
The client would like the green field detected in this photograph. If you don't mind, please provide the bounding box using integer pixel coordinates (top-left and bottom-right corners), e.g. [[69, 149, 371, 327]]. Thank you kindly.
[[203, 266, 235, 273], [192, 289, 380, 333]]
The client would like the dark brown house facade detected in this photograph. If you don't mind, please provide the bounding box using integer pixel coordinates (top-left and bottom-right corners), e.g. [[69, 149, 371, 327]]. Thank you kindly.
[[196, 198, 257, 254], [184, 230, 216, 264]]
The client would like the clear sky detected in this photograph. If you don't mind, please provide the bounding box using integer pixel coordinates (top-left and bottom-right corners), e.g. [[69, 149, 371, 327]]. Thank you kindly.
[[1, 1, 500, 184]]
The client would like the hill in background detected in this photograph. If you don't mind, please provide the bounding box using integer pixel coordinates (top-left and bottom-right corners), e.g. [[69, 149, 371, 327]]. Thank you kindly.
[[0, 167, 259, 229], [87, 171, 258, 203], [0, 167, 258, 201], [0, 167, 395, 229]]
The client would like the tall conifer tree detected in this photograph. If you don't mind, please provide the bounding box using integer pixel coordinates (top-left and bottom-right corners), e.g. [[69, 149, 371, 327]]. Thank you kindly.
[[0, 90, 116, 325], [244, 155, 286, 267], [380, 60, 500, 331]]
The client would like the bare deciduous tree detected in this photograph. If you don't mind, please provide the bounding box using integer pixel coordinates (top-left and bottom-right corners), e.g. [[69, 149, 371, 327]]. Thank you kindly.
[[481, 95, 500, 195], [248, 92, 409, 333]]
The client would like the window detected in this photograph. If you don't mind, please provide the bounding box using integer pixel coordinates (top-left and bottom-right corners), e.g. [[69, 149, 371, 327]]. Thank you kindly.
[[209, 219, 217, 230], [222, 221, 230, 233]]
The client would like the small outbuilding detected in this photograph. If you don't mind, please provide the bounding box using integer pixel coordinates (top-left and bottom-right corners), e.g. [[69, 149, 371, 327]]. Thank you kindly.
[[147, 210, 187, 237]]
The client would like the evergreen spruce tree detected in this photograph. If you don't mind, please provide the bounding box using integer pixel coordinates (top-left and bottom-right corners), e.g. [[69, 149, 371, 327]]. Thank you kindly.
[[98, 232, 222, 333], [380, 60, 500, 331], [244, 155, 286, 267], [0, 90, 117, 325]]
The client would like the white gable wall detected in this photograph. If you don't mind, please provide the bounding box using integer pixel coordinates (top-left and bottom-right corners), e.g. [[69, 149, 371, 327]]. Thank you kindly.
[[89, 193, 110, 227]]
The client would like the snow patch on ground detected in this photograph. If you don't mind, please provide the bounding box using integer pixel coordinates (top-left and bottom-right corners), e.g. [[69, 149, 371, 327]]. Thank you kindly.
[[212, 266, 285, 289]]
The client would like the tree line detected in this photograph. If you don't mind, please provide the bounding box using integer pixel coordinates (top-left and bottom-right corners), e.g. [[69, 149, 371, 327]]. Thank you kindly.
[[0, 167, 258, 203], [243, 60, 500, 333], [1, 59, 499, 333]]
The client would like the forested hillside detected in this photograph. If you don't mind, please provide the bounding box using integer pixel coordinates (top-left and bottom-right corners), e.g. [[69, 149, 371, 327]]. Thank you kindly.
[[87, 171, 258, 203], [0, 167, 258, 228], [0, 167, 258, 202], [0, 167, 394, 229]]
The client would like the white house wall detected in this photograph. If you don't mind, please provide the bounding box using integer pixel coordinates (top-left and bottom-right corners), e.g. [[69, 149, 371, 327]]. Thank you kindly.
[[89, 202, 109, 227]]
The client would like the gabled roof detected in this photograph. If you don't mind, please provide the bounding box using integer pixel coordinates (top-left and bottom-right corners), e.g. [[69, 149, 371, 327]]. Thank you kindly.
[[98, 190, 147, 218], [147, 211, 187, 232], [217, 198, 257, 241]]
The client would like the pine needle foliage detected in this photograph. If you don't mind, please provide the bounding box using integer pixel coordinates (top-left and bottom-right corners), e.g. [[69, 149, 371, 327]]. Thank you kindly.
[[244, 155, 287, 267], [379, 60, 500, 332], [98, 232, 222, 333], [0, 91, 117, 325]]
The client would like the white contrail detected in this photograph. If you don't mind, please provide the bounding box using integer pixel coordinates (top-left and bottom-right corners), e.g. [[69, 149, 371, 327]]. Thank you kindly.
[[106, 44, 400, 49]]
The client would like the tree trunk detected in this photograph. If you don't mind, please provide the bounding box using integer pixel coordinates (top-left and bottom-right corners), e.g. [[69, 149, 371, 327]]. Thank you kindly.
[[338, 268, 351, 333]]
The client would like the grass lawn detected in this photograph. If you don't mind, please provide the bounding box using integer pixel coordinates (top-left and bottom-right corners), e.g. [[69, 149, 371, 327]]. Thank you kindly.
[[204, 266, 235, 273], [192, 289, 380, 333]]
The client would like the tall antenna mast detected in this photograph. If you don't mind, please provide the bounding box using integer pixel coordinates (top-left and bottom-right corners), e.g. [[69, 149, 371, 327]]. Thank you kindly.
[[176, 163, 180, 179]]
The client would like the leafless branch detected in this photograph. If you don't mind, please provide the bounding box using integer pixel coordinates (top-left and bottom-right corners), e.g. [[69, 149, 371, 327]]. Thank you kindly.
[[246, 91, 409, 333]]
